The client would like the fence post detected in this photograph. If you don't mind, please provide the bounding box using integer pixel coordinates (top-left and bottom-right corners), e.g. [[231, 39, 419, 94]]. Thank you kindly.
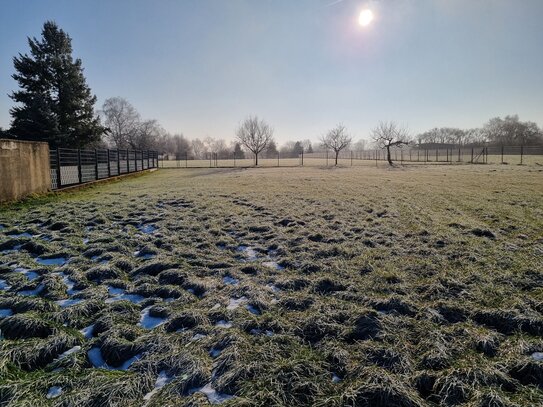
[[117, 149, 121, 174], [77, 149, 82, 184], [375, 150, 378, 167], [301, 148, 304, 166], [209, 153, 212, 168], [520, 145, 524, 165], [458, 148, 461, 162], [351, 150, 353, 166], [94, 149, 98, 180], [233, 151, 236, 167], [56, 148, 62, 187], [107, 149, 111, 177], [501, 145, 504, 164], [471, 148, 474, 163], [277, 152, 280, 167], [326, 150, 328, 166], [436, 149, 438, 162]]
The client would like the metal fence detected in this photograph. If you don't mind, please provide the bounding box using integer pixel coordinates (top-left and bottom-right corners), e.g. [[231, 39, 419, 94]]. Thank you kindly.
[[158, 145, 543, 168], [49, 148, 158, 189]]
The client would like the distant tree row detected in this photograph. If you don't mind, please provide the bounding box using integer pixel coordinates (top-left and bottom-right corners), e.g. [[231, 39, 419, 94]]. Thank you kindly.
[[416, 116, 543, 147]]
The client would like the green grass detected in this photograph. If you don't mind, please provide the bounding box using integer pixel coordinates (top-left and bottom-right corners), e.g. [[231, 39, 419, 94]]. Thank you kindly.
[[0, 164, 542, 406]]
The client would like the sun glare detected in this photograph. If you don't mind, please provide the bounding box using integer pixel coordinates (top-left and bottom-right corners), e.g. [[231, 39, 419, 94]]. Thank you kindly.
[[358, 9, 374, 27]]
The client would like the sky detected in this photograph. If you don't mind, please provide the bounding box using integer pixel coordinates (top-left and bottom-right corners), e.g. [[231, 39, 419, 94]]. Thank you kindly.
[[0, 0, 542, 144]]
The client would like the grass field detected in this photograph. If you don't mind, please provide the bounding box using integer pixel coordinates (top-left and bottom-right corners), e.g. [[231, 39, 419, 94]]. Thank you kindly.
[[0, 164, 542, 406]]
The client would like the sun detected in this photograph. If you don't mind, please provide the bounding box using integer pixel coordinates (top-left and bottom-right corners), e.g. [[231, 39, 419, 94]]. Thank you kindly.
[[358, 9, 374, 27]]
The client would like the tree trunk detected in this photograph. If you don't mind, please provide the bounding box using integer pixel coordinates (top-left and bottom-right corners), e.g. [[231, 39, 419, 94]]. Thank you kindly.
[[255, 153, 258, 166], [386, 146, 393, 166], [335, 151, 339, 166]]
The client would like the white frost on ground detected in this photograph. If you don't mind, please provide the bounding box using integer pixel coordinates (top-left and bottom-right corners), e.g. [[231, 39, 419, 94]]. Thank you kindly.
[[138, 307, 167, 329], [80, 324, 95, 339], [14, 267, 39, 281], [87, 347, 141, 370], [190, 382, 234, 404], [0, 279, 11, 291], [59, 346, 81, 359], [56, 298, 84, 307], [215, 320, 233, 328], [105, 286, 145, 304], [222, 276, 239, 285], [227, 296, 247, 310], [46, 386, 62, 399], [143, 370, 173, 402], [236, 245, 258, 261]]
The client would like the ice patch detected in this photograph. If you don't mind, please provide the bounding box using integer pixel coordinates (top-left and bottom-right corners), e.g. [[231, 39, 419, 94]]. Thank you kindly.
[[35, 257, 67, 266], [46, 386, 62, 399], [138, 307, 167, 329], [332, 373, 341, 383], [191, 333, 207, 341], [227, 296, 247, 310], [57, 272, 79, 295], [222, 276, 239, 285], [18, 283, 44, 296], [209, 348, 222, 358], [134, 250, 156, 260], [87, 347, 141, 370], [143, 370, 173, 402], [189, 382, 234, 404], [531, 352, 543, 361], [215, 320, 233, 328], [0, 309, 13, 318]]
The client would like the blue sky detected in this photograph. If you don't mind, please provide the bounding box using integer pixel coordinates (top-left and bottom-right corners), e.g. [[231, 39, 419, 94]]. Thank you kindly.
[[1, 0, 542, 143]]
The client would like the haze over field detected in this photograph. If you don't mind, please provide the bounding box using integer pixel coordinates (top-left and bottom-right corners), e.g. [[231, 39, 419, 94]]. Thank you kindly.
[[1, 0, 542, 143]]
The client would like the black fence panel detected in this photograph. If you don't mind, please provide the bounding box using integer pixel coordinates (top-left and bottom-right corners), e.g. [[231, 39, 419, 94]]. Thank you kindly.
[[49, 148, 158, 190]]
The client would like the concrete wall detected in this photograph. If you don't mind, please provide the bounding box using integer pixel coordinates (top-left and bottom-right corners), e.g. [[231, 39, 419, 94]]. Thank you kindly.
[[0, 139, 51, 202]]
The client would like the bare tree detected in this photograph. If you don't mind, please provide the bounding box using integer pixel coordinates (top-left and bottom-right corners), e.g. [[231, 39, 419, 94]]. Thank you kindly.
[[130, 119, 163, 150], [101, 97, 140, 148], [371, 121, 410, 166], [236, 116, 274, 166], [320, 124, 352, 166]]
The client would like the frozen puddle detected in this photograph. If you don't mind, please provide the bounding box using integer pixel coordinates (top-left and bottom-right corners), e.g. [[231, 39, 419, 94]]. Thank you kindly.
[[138, 224, 157, 234], [80, 324, 95, 339], [215, 320, 233, 328], [18, 284, 44, 296], [0, 309, 13, 318], [143, 371, 174, 402], [222, 276, 239, 285], [14, 267, 39, 281], [46, 386, 62, 399], [189, 383, 234, 404], [56, 298, 84, 307], [138, 307, 167, 329], [87, 347, 141, 370], [35, 257, 67, 266], [531, 352, 543, 361], [105, 286, 145, 304], [227, 296, 247, 310]]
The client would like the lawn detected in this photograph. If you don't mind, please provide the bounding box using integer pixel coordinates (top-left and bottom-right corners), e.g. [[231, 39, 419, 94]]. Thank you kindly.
[[0, 164, 542, 406]]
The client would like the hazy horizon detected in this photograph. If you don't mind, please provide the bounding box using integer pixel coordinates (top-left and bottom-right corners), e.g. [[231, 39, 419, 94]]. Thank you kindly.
[[1, 0, 542, 144]]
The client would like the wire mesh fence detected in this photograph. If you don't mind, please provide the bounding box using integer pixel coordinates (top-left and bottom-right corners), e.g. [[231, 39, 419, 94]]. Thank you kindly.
[[49, 148, 158, 189], [158, 145, 543, 169]]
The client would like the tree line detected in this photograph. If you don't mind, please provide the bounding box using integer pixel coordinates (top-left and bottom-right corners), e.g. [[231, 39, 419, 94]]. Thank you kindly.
[[1, 21, 541, 165]]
